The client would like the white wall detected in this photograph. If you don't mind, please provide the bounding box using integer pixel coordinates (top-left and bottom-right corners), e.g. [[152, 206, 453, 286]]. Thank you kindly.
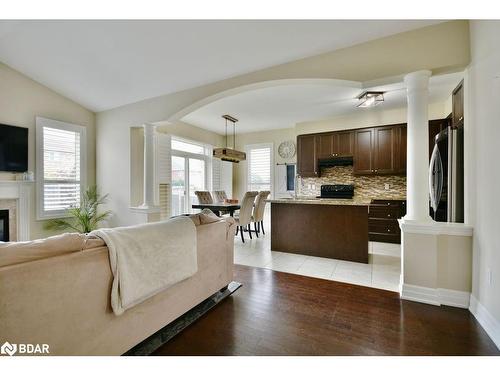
[[296, 101, 449, 135], [467, 21, 500, 336], [230, 128, 296, 199], [0, 63, 96, 239]]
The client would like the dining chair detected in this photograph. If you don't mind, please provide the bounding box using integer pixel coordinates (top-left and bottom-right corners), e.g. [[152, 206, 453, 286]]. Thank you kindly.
[[194, 191, 213, 204], [212, 190, 228, 203], [234, 191, 258, 243], [252, 191, 271, 237]]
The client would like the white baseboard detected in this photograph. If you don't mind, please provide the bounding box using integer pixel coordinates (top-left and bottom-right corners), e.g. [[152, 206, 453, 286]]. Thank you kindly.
[[401, 284, 440, 306], [439, 288, 471, 308], [401, 284, 470, 308], [469, 295, 500, 350]]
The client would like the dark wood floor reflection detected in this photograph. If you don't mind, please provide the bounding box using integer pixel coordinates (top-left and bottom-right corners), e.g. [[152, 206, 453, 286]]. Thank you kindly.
[[153, 265, 499, 355]]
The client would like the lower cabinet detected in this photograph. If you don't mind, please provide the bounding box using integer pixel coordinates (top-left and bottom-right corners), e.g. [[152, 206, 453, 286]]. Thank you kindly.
[[368, 199, 406, 243]]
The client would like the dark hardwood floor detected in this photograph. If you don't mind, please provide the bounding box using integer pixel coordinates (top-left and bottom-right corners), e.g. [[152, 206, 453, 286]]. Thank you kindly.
[[153, 265, 499, 355]]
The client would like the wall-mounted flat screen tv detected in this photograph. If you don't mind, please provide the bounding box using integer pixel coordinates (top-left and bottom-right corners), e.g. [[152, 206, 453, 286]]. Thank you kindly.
[[0, 123, 28, 172]]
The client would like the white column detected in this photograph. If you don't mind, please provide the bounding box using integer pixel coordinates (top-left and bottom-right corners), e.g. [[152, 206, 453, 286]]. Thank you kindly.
[[404, 70, 432, 222], [139, 123, 159, 211]]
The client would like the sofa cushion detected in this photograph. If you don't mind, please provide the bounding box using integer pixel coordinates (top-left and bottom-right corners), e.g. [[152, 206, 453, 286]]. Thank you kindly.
[[199, 209, 221, 224], [189, 209, 221, 226], [0, 232, 90, 267]]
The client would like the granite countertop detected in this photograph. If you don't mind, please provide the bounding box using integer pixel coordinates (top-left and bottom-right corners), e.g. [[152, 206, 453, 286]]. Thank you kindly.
[[267, 197, 371, 206], [267, 196, 406, 206]]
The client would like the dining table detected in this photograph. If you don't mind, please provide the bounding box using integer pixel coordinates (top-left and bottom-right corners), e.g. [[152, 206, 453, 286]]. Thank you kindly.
[[191, 202, 241, 217]]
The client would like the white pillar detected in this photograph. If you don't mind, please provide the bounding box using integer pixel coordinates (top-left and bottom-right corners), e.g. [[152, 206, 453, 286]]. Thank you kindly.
[[404, 70, 432, 222], [139, 123, 158, 210]]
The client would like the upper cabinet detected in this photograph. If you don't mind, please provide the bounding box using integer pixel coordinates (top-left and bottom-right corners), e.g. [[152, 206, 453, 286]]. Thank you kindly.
[[297, 120, 451, 178], [297, 134, 318, 177], [333, 130, 354, 156], [373, 126, 397, 174], [316, 133, 334, 159], [353, 128, 374, 174], [353, 125, 402, 175], [452, 80, 464, 127], [315, 130, 354, 160], [395, 124, 407, 174]]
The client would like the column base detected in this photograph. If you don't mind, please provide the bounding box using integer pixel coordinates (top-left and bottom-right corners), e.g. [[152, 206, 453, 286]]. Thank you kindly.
[[129, 205, 161, 214], [398, 217, 473, 236]]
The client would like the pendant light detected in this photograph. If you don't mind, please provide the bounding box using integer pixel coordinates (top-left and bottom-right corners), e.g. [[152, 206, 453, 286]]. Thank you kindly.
[[213, 114, 247, 163]]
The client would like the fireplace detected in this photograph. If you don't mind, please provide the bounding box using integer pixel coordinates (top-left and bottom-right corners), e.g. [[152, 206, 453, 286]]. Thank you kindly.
[[0, 209, 9, 242]]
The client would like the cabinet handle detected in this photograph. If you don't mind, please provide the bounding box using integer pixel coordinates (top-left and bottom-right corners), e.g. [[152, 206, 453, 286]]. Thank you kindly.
[[387, 229, 391, 232], [459, 116, 463, 121], [387, 214, 391, 217]]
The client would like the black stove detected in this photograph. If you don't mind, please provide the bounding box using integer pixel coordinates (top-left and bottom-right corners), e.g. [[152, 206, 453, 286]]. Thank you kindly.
[[317, 184, 354, 199]]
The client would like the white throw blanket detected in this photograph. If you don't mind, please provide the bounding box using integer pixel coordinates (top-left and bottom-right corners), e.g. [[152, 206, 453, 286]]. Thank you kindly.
[[90, 216, 197, 315]]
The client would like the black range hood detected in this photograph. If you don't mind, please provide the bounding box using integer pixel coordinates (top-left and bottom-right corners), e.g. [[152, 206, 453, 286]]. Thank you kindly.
[[318, 155, 353, 167]]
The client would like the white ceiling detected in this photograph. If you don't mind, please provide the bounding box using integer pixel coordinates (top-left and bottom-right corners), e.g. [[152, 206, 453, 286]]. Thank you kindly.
[[182, 72, 463, 134], [0, 20, 441, 112]]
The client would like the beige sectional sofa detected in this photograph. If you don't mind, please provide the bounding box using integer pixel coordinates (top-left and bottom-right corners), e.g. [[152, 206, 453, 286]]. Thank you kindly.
[[0, 215, 236, 355]]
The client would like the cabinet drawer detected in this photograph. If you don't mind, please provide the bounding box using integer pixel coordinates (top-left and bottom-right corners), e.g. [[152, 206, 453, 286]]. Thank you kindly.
[[368, 205, 400, 219], [368, 218, 400, 235], [371, 200, 403, 207]]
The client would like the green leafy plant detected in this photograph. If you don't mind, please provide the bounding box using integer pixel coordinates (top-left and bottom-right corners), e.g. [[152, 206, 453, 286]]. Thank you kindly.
[[45, 186, 112, 234]]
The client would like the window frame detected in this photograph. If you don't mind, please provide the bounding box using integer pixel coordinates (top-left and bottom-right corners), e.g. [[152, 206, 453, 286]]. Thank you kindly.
[[245, 143, 274, 197], [169, 136, 213, 216], [36, 116, 87, 220]]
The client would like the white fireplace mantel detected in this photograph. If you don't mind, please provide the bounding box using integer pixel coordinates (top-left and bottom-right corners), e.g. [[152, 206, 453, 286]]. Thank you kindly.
[[0, 180, 34, 241]]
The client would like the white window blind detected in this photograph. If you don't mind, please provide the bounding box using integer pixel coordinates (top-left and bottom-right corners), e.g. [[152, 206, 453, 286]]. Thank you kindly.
[[247, 145, 272, 193], [36, 117, 86, 219]]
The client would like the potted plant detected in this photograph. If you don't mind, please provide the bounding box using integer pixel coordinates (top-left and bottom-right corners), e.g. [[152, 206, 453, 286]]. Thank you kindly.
[[45, 186, 112, 234]]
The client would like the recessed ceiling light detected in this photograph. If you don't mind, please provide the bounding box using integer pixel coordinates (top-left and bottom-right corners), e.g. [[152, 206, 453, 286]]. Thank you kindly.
[[357, 91, 385, 108]]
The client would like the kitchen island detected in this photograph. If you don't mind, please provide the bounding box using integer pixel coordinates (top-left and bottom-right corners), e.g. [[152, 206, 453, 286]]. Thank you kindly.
[[269, 197, 370, 263]]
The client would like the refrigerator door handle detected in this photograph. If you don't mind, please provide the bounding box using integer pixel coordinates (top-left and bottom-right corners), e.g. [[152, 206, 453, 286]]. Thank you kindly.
[[429, 143, 444, 213]]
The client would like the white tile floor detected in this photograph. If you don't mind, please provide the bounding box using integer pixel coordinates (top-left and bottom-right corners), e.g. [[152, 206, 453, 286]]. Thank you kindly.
[[234, 211, 402, 292]]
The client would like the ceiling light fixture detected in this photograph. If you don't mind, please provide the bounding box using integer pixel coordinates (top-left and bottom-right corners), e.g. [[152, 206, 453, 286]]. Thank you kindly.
[[213, 115, 247, 163], [357, 91, 385, 108]]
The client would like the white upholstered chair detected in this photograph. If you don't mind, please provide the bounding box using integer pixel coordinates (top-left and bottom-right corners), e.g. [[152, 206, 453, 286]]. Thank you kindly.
[[194, 191, 213, 204], [212, 190, 228, 203], [251, 191, 270, 237], [234, 191, 258, 243]]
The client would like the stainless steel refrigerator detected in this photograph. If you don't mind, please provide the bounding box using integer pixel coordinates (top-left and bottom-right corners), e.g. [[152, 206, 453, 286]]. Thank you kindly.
[[429, 124, 464, 222]]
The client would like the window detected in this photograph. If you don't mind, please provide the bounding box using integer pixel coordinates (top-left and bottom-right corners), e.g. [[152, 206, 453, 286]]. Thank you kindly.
[[36, 117, 86, 219], [246, 144, 273, 194], [169, 137, 212, 216], [171, 139, 205, 155]]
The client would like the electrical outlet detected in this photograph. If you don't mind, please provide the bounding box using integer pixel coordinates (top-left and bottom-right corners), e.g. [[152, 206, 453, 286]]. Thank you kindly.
[[487, 268, 492, 286], [384, 183, 390, 190]]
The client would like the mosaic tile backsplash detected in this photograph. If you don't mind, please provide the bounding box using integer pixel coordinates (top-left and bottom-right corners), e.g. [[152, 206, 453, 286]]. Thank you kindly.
[[300, 166, 406, 199]]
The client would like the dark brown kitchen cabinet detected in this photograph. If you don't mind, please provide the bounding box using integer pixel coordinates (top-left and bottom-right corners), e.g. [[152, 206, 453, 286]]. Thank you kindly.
[[452, 80, 464, 127], [316, 133, 334, 159], [369, 199, 406, 243], [395, 124, 407, 173], [297, 134, 318, 177], [315, 130, 354, 160], [354, 125, 404, 175], [373, 126, 397, 174], [353, 128, 374, 174], [333, 130, 354, 156]]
